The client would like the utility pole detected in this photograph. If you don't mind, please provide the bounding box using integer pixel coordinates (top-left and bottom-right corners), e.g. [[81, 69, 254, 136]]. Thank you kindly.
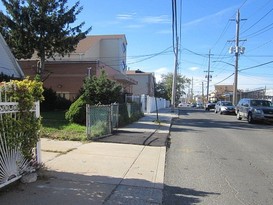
[[191, 77, 193, 101], [171, 36, 178, 110], [204, 50, 213, 102], [202, 81, 204, 105], [171, 0, 179, 111], [229, 10, 246, 105]]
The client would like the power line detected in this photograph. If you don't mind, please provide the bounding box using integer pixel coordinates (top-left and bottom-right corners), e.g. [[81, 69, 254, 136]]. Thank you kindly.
[[242, 22, 273, 39], [239, 60, 273, 72], [241, 7, 273, 35], [213, 59, 273, 85], [214, 73, 234, 85]]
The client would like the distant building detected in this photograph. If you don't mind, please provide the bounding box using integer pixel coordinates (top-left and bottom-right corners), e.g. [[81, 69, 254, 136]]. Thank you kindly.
[[212, 85, 234, 101], [0, 33, 24, 79], [126, 69, 155, 96], [18, 35, 137, 100]]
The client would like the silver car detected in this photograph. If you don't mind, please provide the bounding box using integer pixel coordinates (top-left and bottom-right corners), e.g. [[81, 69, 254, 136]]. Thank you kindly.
[[215, 101, 235, 115], [236, 98, 273, 123]]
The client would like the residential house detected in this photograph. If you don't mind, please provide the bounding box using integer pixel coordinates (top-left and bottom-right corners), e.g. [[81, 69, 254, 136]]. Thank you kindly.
[[18, 35, 137, 100], [126, 69, 155, 96], [0, 33, 24, 79]]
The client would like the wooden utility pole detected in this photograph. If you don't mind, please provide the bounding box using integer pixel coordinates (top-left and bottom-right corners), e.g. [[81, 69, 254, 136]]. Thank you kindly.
[[204, 50, 213, 102], [229, 10, 246, 105]]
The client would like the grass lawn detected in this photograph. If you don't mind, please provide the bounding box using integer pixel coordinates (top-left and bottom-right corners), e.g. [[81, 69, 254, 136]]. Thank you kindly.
[[40, 111, 87, 141]]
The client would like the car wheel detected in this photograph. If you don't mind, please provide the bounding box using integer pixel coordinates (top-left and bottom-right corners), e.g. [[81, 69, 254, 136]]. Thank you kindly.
[[236, 112, 242, 120], [220, 111, 223, 115], [215, 109, 217, 114], [247, 112, 255, 124]]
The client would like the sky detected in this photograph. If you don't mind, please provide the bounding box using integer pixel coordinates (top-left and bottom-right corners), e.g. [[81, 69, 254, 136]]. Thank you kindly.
[[1, 0, 273, 95]]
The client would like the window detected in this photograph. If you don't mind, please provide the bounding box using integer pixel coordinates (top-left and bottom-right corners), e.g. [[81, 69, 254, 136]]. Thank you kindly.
[[57, 92, 70, 100]]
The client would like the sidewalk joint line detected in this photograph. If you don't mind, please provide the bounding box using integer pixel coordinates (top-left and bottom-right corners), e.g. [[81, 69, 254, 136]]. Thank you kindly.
[[103, 145, 146, 204]]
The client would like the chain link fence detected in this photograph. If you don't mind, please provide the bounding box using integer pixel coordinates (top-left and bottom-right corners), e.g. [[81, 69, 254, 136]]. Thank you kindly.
[[86, 102, 142, 139]]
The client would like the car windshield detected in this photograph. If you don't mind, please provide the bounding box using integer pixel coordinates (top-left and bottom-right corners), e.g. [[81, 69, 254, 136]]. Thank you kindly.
[[250, 100, 272, 107], [222, 102, 232, 106]]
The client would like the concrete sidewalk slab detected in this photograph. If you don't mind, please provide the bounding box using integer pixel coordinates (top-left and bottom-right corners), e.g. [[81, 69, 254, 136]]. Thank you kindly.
[[122, 146, 166, 189], [44, 142, 165, 186], [0, 108, 177, 205]]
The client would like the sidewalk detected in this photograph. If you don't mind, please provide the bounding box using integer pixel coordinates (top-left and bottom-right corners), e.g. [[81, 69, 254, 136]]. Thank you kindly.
[[0, 108, 177, 205]]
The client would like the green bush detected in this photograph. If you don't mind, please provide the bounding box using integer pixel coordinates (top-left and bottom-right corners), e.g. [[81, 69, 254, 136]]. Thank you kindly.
[[56, 96, 72, 110], [118, 104, 130, 127], [41, 87, 57, 111], [65, 95, 86, 125], [129, 112, 144, 123], [0, 78, 44, 159]]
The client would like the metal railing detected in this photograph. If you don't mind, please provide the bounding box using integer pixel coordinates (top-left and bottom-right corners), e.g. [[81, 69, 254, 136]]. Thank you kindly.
[[0, 85, 40, 188]]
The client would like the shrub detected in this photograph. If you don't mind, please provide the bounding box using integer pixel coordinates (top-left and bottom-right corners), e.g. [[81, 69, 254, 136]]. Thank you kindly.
[[65, 95, 86, 125], [55, 96, 72, 110], [41, 87, 57, 111], [0, 78, 44, 159], [118, 104, 130, 127]]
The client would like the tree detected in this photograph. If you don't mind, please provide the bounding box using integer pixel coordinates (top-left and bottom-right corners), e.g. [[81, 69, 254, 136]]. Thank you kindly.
[[83, 70, 122, 105], [0, 0, 91, 76], [155, 72, 190, 103]]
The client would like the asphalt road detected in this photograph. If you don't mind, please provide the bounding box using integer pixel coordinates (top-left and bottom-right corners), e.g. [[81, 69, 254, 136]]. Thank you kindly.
[[163, 107, 273, 205]]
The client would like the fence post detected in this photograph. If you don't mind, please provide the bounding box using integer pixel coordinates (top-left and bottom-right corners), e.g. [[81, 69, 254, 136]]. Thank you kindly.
[[35, 101, 41, 164], [86, 104, 91, 139]]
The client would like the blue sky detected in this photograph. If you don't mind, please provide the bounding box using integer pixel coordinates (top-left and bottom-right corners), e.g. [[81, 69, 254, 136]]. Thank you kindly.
[[1, 0, 273, 94]]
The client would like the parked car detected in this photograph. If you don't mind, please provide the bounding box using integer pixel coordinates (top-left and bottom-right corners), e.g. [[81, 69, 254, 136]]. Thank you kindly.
[[196, 102, 204, 109], [215, 101, 235, 115], [236, 98, 273, 123], [178, 103, 184, 107], [205, 102, 215, 111], [190, 103, 196, 108]]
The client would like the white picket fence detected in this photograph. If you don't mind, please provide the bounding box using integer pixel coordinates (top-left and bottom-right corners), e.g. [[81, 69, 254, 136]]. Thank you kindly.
[[0, 86, 40, 188]]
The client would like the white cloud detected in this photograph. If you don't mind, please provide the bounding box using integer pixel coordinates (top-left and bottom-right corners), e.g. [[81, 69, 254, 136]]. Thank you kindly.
[[183, 6, 235, 28], [141, 15, 171, 24], [189, 66, 200, 71], [153, 67, 169, 82], [116, 13, 136, 20]]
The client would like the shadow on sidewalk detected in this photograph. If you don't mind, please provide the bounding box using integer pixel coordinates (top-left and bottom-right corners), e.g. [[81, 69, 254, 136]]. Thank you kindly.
[[96, 130, 169, 146], [0, 170, 220, 205], [0, 170, 162, 205]]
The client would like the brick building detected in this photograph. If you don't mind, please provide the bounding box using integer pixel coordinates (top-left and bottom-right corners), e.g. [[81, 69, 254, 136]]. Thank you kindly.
[[18, 35, 137, 100]]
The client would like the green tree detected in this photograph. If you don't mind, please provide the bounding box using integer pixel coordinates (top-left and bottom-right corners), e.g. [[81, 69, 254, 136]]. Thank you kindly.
[[83, 70, 122, 105], [155, 72, 190, 102], [0, 0, 91, 75]]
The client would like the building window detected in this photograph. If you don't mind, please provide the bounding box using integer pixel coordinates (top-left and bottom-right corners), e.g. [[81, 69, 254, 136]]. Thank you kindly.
[[57, 92, 70, 100]]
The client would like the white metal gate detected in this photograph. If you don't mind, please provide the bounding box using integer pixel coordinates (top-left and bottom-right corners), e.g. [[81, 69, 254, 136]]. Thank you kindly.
[[0, 86, 40, 188]]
